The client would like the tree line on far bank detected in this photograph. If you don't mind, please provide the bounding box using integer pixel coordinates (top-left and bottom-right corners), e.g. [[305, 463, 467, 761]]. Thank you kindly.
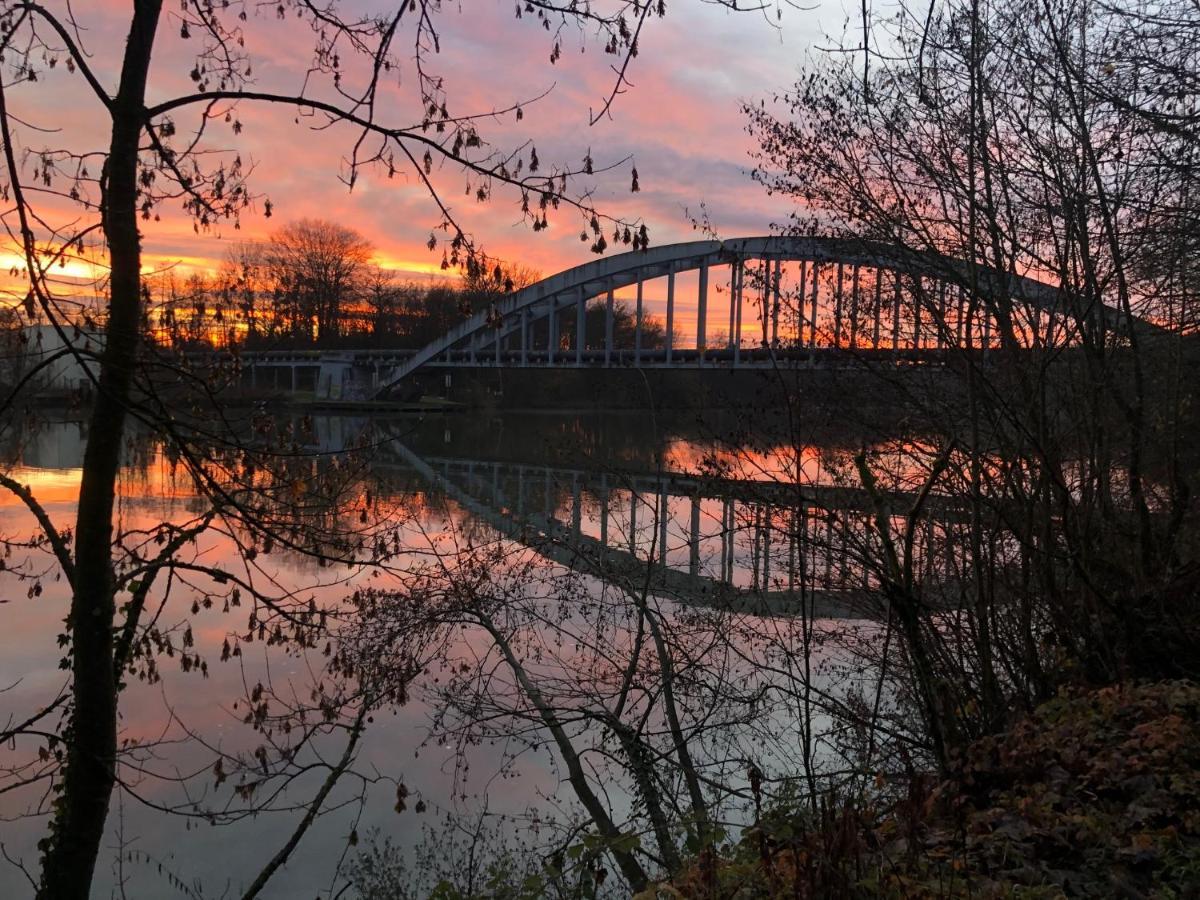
[[150, 218, 670, 352]]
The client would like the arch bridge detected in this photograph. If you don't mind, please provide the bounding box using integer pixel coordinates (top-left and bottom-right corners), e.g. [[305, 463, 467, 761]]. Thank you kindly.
[[378, 235, 1131, 396]]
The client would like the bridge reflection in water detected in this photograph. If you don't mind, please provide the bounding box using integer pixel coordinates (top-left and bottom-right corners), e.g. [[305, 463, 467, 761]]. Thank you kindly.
[[9, 415, 960, 620], [386, 440, 962, 620]]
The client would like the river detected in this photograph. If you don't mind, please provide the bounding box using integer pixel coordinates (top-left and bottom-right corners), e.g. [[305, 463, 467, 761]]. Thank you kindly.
[[0, 408, 928, 897]]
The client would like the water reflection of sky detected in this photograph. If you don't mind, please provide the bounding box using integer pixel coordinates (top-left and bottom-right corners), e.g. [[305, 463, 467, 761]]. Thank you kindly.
[[0, 413, 898, 897], [1, 486, 563, 896]]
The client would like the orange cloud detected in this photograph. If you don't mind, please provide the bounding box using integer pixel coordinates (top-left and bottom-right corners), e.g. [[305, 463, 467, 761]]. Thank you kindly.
[[1, 1, 823, 324]]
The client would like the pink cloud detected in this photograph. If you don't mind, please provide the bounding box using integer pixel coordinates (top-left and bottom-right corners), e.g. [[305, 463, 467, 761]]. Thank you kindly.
[[5, 1, 826, 304]]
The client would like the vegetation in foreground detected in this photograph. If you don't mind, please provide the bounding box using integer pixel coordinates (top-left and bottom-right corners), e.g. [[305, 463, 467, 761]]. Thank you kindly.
[[661, 682, 1200, 899], [349, 681, 1200, 899]]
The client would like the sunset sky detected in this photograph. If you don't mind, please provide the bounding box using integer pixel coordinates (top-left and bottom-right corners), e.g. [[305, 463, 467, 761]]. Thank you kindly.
[[3, 1, 839, 299]]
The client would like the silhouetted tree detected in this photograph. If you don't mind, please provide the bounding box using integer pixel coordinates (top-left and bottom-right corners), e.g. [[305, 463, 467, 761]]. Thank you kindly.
[[0, 0, 725, 895], [744, 0, 1199, 768], [262, 219, 373, 345]]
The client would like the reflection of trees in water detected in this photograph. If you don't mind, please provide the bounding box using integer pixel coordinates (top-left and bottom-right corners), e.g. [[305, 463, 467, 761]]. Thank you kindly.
[[4, 400, 1193, 896], [146, 412, 1046, 892], [345, 530, 822, 891], [332, 422, 931, 892], [0, 409, 447, 898], [336, 380, 1199, 894]]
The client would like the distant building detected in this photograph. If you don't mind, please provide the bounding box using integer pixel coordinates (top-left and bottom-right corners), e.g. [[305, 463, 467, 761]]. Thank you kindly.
[[17, 324, 104, 394]]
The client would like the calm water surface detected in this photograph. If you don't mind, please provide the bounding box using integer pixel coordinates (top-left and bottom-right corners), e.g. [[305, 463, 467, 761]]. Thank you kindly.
[[0, 410, 921, 897]]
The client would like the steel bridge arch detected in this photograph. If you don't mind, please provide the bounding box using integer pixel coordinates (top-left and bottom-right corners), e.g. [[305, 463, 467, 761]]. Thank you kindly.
[[379, 235, 1136, 394]]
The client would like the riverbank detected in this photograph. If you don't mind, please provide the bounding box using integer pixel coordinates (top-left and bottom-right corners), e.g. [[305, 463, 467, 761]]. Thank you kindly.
[[661, 681, 1200, 899]]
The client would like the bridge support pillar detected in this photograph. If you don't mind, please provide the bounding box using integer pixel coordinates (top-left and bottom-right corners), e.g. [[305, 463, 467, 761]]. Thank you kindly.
[[834, 262, 845, 348], [571, 474, 581, 542], [771, 257, 782, 347], [761, 257, 771, 348], [809, 263, 820, 350], [605, 287, 614, 367], [789, 507, 801, 593], [520, 307, 529, 366], [872, 270, 883, 349], [658, 487, 669, 569], [727, 260, 737, 350], [720, 501, 729, 585], [913, 276, 923, 349], [892, 271, 902, 356], [797, 261, 808, 347], [634, 279, 643, 365], [751, 506, 762, 591], [850, 265, 861, 349], [575, 287, 586, 365], [697, 260, 709, 361], [629, 490, 638, 556], [599, 475, 609, 548], [734, 261, 744, 367], [761, 508, 771, 591], [937, 282, 947, 349], [824, 514, 834, 589], [548, 301, 558, 365], [954, 285, 964, 347], [963, 293, 974, 351], [689, 494, 701, 577], [665, 269, 675, 363]]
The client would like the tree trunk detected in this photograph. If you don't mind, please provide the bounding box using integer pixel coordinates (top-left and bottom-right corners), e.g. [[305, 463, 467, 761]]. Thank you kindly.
[[37, 4, 163, 897]]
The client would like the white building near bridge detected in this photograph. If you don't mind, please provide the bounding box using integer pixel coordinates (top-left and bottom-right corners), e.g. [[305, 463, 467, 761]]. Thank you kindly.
[[17, 324, 104, 394]]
